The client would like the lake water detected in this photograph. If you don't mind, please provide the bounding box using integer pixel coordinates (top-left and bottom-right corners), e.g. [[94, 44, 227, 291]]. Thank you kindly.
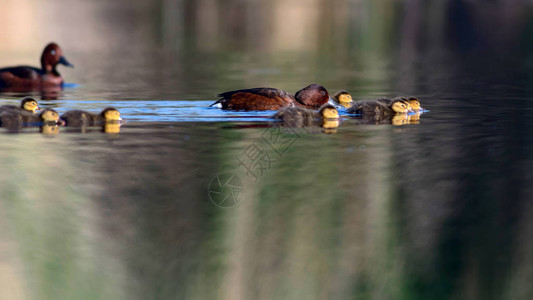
[[1, 1, 533, 299]]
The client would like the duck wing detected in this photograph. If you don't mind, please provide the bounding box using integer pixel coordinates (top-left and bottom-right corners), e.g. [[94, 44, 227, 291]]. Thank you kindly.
[[212, 87, 294, 111]]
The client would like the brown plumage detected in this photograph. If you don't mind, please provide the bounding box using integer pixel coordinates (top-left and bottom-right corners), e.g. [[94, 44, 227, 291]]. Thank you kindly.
[[211, 84, 330, 111], [0, 43, 73, 89]]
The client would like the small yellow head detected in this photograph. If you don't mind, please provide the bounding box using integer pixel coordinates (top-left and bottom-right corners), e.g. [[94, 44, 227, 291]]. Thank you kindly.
[[319, 104, 339, 120], [391, 100, 410, 114], [21, 97, 40, 113], [101, 108, 122, 122], [408, 98, 421, 111], [334, 90, 353, 108], [40, 109, 60, 123]]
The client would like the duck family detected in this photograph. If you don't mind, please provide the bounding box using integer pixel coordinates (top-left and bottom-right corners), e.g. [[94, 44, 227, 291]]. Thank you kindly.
[[0, 97, 122, 133], [0, 43, 428, 134]]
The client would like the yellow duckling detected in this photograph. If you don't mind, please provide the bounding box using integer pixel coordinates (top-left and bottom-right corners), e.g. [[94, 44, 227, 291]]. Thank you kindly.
[[0, 108, 61, 129], [333, 90, 353, 108], [0, 97, 41, 114], [407, 97, 423, 112], [60, 107, 122, 127], [272, 104, 339, 128], [347, 99, 410, 117]]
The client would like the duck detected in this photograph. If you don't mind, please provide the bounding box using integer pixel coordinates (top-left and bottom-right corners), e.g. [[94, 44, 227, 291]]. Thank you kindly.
[[0, 43, 73, 89], [60, 107, 122, 127], [407, 97, 423, 112], [272, 103, 339, 128], [0, 108, 61, 129], [333, 90, 353, 108], [347, 98, 411, 118], [211, 84, 331, 111], [0, 97, 41, 114]]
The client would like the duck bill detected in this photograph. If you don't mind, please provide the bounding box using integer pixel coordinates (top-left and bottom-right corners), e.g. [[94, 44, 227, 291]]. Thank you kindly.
[[58, 56, 74, 67], [35, 106, 42, 111]]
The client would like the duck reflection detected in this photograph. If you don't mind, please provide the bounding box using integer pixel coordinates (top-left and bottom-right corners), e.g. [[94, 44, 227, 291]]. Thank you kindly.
[[40, 124, 60, 135], [103, 121, 121, 134]]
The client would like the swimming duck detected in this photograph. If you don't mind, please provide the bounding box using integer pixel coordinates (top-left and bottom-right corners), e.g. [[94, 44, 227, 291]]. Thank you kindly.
[[347, 98, 411, 117], [60, 107, 122, 127], [0, 97, 41, 114], [211, 84, 331, 111], [272, 103, 339, 127], [333, 90, 353, 108], [0, 108, 61, 129], [407, 97, 423, 112], [0, 43, 73, 89]]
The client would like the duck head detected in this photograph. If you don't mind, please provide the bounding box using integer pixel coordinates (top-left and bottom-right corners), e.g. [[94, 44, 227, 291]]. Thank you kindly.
[[408, 97, 422, 111], [333, 90, 353, 108], [40, 108, 62, 125], [100, 107, 122, 122], [318, 104, 339, 130], [318, 103, 339, 119], [390, 99, 410, 114], [294, 84, 330, 108], [20, 97, 41, 113], [41, 43, 73, 74]]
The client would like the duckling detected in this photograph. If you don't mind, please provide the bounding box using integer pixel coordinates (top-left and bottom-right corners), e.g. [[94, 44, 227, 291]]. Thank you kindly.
[[60, 107, 122, 127], [333, 90, 353, 108], [0, 97, 41, 114], [347, 99, 410, 118], [272, 103, 339, 127], [375, 97, 413, 110], [0, 108, 60, 129], [407, 97, 423, 112]]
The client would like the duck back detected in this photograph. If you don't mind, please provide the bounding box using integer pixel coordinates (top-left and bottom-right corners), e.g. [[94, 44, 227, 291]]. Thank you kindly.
[[61, 110, 96, 127]]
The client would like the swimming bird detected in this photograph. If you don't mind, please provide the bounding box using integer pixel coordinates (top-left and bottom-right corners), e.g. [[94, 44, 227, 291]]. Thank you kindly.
[[407, 97, 423, 112], [0, 43, 73, 89], [333, 90, 353, 108], [211, 84, 331, 111], [347, 98, 411, 117], [272, 103, 339, 127], [0, 97, 41, 114], [0, 108, 61, 129], [60, 107, 122, 127]]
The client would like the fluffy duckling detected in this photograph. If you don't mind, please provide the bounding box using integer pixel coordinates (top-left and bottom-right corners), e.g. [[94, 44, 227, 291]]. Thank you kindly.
[[333, 90, 353, 108], [0, 108, 61, 128], [347, 99, 411, 118], [272, 104, 339, 127], [60, 107, 122, 127], [407, 97, 423, 112], [0, 97, 41, 114]]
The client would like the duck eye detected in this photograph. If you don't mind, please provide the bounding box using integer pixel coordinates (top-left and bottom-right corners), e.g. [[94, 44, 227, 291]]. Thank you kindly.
[[51, 50, 56, 55], [321, 91, 326, 96]]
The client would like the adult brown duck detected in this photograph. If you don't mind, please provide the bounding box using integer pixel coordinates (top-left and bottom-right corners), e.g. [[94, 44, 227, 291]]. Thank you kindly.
[[211, 84, 331, 111]]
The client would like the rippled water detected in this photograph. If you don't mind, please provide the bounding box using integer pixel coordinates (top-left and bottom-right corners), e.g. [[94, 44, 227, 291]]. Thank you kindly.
[[1, 2, 533, 299]]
